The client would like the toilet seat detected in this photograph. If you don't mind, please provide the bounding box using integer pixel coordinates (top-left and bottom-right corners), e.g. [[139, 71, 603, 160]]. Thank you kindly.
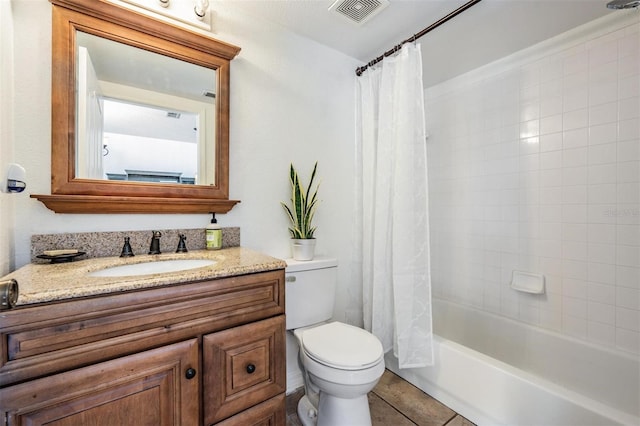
[[301, 322, 383, 370]]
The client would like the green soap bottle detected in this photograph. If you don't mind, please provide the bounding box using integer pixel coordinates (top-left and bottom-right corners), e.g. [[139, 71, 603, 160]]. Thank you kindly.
[[206, 213, 222, 250]]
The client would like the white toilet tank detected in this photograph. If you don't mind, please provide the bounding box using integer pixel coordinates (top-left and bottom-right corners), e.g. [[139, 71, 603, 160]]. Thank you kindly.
[[285, 257, 337, 330]]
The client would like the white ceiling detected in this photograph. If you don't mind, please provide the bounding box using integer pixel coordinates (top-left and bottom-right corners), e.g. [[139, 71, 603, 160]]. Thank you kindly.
[[219, 0, 618, 87]]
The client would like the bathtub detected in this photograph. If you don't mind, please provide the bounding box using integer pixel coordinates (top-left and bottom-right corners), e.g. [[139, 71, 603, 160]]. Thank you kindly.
[[385, 299, 639, 426]]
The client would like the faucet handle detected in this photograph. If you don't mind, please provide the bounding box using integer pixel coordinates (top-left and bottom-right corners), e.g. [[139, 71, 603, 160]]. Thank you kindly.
[[120, 237, 135, 257], [176, 234, 188, 253]]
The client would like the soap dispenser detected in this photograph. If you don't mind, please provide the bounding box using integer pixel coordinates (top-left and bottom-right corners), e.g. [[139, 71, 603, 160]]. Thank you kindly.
[[206, 213, 222, 250]]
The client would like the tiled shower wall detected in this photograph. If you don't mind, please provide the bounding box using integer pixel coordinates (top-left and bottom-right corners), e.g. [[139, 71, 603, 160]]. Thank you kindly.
[[426, 14, 639, 354]]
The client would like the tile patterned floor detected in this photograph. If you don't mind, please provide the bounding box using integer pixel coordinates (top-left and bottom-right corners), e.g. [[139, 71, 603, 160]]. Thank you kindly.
[[286, 369, 475, 426]]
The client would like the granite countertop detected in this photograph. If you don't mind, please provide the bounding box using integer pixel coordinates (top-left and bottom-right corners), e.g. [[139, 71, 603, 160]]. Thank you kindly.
[[2, 247, 286, 306]]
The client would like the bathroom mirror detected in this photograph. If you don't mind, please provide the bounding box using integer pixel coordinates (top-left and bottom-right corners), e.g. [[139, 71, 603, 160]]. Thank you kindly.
[[75, 31, 216, 186], [32, 0, 241, 213]]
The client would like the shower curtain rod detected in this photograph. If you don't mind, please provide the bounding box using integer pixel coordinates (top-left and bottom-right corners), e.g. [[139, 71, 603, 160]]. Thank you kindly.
[[355, 0, 483, 76]]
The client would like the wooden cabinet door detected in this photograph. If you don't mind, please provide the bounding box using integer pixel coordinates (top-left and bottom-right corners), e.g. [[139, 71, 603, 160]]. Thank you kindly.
[[203, 316, 285, 424], [0, 339, 199, 426]]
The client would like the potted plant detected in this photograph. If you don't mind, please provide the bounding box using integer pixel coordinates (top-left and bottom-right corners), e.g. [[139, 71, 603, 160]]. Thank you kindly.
[[281, 162, 320, 260]]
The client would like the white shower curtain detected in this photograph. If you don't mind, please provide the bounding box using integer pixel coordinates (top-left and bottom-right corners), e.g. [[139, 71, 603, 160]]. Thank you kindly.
[[354, 43, 433, 368]]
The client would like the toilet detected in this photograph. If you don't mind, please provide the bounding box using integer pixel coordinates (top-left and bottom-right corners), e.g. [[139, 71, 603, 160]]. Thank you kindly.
[[285, 258, 385, 426]]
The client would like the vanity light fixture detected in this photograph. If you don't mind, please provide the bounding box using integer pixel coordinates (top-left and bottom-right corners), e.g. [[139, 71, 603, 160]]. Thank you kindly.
[[194, 0, 209, 20]]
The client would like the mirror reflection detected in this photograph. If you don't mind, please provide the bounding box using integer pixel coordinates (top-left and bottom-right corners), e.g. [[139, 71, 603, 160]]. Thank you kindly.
[[75, 31, 217, 185]]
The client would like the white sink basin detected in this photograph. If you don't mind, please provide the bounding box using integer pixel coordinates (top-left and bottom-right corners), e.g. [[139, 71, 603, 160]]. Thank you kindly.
[[89, 259, 216, 277]]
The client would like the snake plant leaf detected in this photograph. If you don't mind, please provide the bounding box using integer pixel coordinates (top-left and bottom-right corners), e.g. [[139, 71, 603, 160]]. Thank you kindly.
[[282, 162, 320, 239]]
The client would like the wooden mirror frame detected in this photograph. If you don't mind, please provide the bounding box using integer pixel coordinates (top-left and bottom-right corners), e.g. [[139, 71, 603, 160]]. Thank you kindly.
[[31, 0, 241, 213]]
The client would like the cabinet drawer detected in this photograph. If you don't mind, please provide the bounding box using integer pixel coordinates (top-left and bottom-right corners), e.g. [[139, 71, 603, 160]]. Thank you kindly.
[[203, 315, 285, 424], [214, 394, 285, 426]]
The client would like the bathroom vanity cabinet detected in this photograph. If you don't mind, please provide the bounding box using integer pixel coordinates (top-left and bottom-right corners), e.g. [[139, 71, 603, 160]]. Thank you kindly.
[[0, 269, 286, 425]]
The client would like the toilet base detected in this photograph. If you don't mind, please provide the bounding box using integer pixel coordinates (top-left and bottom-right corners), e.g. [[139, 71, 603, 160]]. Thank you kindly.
[[297, 392, 372, 426], [297, 395, 318, 426]]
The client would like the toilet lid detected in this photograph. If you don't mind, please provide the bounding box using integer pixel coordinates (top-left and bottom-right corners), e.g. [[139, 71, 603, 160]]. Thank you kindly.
[[301, 322, 383, 370]]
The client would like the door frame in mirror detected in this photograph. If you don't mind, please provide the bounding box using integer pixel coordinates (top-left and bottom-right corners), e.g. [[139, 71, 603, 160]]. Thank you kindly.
[[31, 0, 241, 213]]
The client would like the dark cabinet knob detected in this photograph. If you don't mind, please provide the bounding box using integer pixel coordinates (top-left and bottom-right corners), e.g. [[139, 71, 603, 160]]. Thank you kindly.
[[185, 368, 197, 380], [246, 364, 256, 374]]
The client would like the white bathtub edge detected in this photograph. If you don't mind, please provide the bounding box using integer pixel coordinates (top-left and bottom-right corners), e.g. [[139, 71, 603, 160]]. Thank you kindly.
[[385, 337, 639, 426]]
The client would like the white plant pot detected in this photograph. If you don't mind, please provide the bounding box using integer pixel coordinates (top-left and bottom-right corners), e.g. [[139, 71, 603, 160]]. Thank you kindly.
[[291, 239, 316, 261]]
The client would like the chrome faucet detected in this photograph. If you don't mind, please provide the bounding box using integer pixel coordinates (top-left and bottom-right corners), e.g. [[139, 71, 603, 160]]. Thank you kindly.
[[148, 231, 162, 254]]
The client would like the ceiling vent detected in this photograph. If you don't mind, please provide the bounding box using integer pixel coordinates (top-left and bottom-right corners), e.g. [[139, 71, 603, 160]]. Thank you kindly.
[[329, 0, 389, 26]]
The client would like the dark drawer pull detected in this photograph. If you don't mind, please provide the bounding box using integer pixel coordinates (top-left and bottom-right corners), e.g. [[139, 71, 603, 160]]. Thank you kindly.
[[185, 368, 197, 380], [246, 364, 256, 374]]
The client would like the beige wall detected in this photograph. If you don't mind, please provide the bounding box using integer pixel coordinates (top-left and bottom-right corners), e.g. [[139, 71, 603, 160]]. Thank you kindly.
[[7, 0, 363, 323], [0, 0, 15, 275]]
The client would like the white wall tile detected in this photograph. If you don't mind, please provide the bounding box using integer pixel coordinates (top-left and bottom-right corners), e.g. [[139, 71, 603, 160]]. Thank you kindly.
[[563, 185, 588, 204], [539, 132, 562, 152], [618, 97, 639, 120], [616, 265, 640, 289], [589, 80, 618, 107], [563, 166, 587, 185], [589, 102, 618, 126], [427, 18, 640, 355], [618, 139, 640, 161], [617, 224, 639, 246], [619, 118, 640, 142], [589, 122, 617, 146], [616, 328, 639, 354], [588, 242, 617, 264], [588, 301, 615, 328], [617, 245, 640, 268], [589, 183, 617, 204], [589, 39, 618, 67], [563, 312, 588, 338], [564, 87, 589, 112], [540, 150, 563, 169], [588, 204, 618, 224], [562, 204, 588, 223], [541, 114, 563, 135], [588, 163, 618, 184], [618, 182, 640, 203], [588, 223, 617, 244], [588, 142, 618, 165], [588, 321, 616, 346], [540, 96, 563, 118], [563, 147, 589, 167], [616, 286, 640, 310], [588, 281, 616, 303], [619, 32, 639, 58], [540, 168, 563, 187], [564, 108, 589, 130], [617, 306, 640, 332], [564, 52, 588, 76], [616, 203, 640, 225], [589, 61, 618, 85], [617, 161, 639, 183], [619, 75, 639, 99]]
